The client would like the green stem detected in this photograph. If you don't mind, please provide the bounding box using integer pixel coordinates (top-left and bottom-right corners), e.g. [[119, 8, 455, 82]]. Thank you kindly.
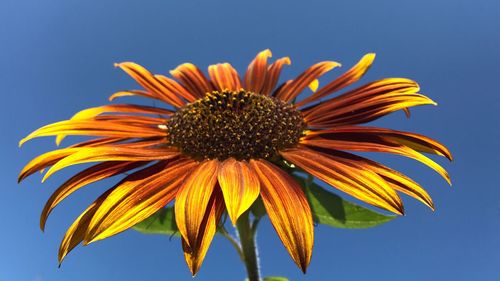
[[236, 211, 261, 281]]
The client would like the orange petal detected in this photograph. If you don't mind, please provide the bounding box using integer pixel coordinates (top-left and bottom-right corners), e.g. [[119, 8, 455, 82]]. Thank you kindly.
[[261, 56, 291, 96], [41, 146, 180, 182], [244, 49, 272, 93], [305, 93, 435, 127], [208, 63, 242, 91], [275, 61, 340, 102], [109, 90, 161, 102], [182, 188, 225, 276], [155, 75, 198, 102], [40, 161, 146, 231], [250, 159, 314, 272], [170, 63, 213, 98], [19, 119, 167, 147], [85, 158, 197, 243], [302, 78, 419, 118], [55, 104, 173, 145], [281, 146, 404, 215], [296, 53, 376, 107], [305, 126, 452, 160], [217, 158, 260, 225], [19, 147, 83, 182], [115, 62, 185, 107], [174, 160, 220, 249], [59, 188, 113, 264], [327, 150, 434, 210], [302, 133, 451, 185]]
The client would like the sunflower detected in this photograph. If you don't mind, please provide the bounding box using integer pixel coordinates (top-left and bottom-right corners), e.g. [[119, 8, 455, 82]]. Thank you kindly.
[[19, 49, 451, 275]]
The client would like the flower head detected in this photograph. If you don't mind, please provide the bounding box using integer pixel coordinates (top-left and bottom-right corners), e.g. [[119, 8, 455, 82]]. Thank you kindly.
[[19, 49, 451, 275]]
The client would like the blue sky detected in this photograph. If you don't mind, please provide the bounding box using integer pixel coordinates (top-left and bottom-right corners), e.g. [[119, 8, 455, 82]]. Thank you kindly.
[[1, 0, 499, 280]]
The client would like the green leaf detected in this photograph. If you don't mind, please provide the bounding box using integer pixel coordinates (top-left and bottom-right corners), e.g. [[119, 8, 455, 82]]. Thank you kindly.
[[132, 207, 180, 236], [294, 174, 396, 228], [245, 277, 289, 281], [263, 277, 289, 281]]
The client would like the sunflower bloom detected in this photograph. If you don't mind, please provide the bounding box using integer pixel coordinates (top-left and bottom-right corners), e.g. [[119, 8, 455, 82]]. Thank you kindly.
[[19, 49, 451, 275]]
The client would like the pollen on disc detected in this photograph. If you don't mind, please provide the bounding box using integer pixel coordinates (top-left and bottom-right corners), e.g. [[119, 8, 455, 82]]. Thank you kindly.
[[167, 90, 306, 161]]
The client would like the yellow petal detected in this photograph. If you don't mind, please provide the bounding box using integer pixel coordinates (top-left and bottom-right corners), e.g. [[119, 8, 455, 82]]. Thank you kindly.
[[40, 161, 145, 231], [85, 159, 197, 243], [250, 159, 314, 272], [297, 53, 375, 107], [281, 147, 404, 215], [41, 146, 179, 182], [182, 188, 225, 276], [217, 158, 260, 225], [174, 160, 220, 249]]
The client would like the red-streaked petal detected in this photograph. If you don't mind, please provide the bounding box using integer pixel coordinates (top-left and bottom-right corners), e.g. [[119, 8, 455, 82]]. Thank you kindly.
[[208, 63, 242, 91], [19, 119, 167, 147], [182, 188, 225, 276], [41, 146, 180, 182], [58, 188, 113, 264], [261, 57, 291, 96], [275, 61, 340, 102], [281, 147, 404, 215], [115, 62, 186, 107], [155, 75, 198, 102], [302, 78, 419, 118], [304, 126, 452, 160], [170, 63, 213, 98], [175, 160, 220, 249], [296, 53, 376, 107], [305, 93, 436, 127], [302, 133, 451, 184], [217, 158, 260, 225], [244, 49, 272, 93], [85, 158, 197, 243], [40, 161, 146, 231], [250, 159, 313, 272], [55, 104, 173, 145], [322, 149, 434, 209]]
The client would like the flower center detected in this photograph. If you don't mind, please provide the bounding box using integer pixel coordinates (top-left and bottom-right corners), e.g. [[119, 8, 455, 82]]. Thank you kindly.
[[167, 90, 306, 161]]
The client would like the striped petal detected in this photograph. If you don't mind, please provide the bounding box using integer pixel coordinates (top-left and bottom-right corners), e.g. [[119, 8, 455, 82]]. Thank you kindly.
[[306, 93, 436, 127], [302, 132, 451, 184], [261, 57, 291, 96], [321, 149, 434, 209], [304, 126, 452, 160], [182, 188, 225, 276], [155, 75, 198, 102], [40, 161, 146, 231], [85, 158, 197, 243], [244, 49, 272, 93], [58, 188, 113, 264], [281, 147, 404, 215], [217, 158, 260, 225], [170, 63, 213, 98], [296, 53, 376, 107], [275, 61, 340, 102], [41, 146, 180, 182], [208, 63, 242, 91], [19, 119, 167, 147], [115, 62, 185, 107], [250, 159, 314, 272], [303, 78, 419, 118], [55, 104, 173, 145], [175, 160, 220, 249]]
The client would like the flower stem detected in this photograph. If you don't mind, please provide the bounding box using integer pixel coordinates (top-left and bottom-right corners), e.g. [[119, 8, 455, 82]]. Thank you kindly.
[[236, 211, 261, 281]]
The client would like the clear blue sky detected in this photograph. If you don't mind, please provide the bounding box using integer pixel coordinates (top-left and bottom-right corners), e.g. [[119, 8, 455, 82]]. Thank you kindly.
[[1, 0, 499, 280]]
